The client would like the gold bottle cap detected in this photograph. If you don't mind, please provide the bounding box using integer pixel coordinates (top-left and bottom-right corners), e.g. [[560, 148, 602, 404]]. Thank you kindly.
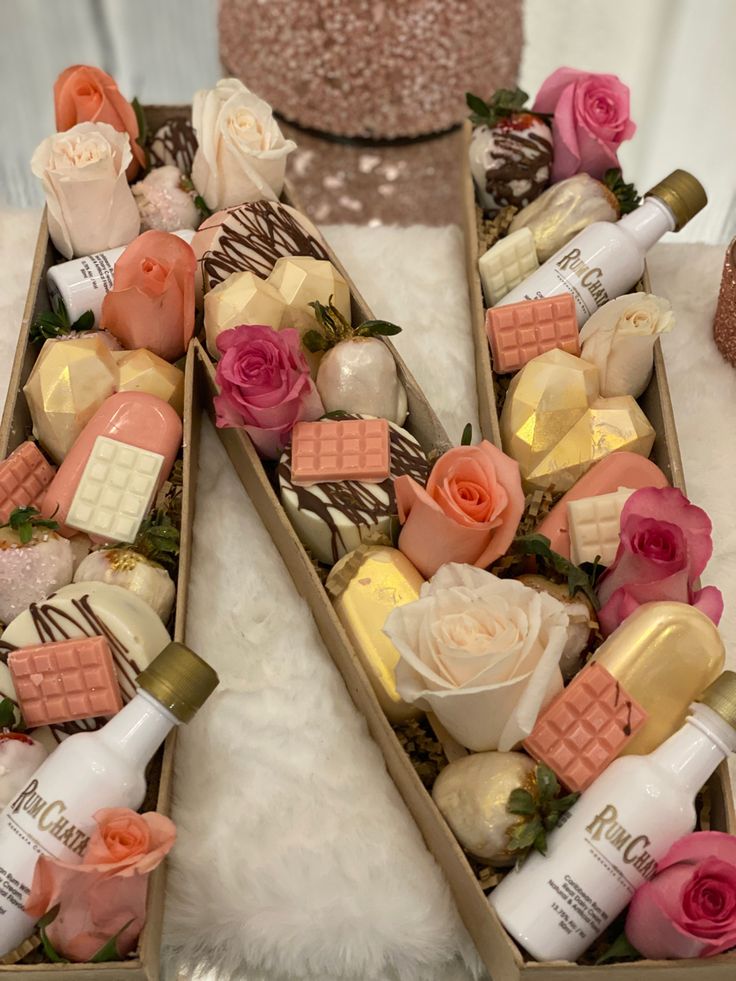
[[137, 642, 219, 723], [645, 170, 707, 231], [698, 671, 736, 730]]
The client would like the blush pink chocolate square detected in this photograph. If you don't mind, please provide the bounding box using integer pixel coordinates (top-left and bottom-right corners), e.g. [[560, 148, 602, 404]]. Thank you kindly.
[[486, 294, 580, 373], [523, 663, 648, 793], [9, 636, 123, 726], [291, 418, 390, 485], [0, 442, 56, 524]]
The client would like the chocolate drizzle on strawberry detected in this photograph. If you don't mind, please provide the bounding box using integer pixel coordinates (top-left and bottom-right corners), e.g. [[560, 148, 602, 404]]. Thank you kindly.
[[278, 415, 429, 564], [149, 118, 199, 175], [484, 126, 553, 210], [201, 201, 330, 290]]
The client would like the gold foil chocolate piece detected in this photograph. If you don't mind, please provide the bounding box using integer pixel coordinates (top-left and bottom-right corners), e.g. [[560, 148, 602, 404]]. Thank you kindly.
[[269, 256, 351, 336], [204, 271, 287, 359], [23, 336, 118, 463], [591, 602, 725, 755], [500, 349, 655, 492], [114, 349, 185, 415], [326, 546, 424, 723]]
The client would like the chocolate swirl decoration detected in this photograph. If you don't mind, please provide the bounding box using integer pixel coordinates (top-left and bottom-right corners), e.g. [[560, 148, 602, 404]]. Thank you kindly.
[[485, 127, 553, 210], [149, 118, 199, 176], [201, 200, 330, 291], [2, 594, 145, 743], [278, 415, 430, 565]]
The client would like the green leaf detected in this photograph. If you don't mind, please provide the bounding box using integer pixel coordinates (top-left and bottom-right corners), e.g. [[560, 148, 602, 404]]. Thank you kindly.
[[72, 309, 95, 332], [460, 423, 473, 446], [302, 330, 330, 353], [596, 931, 641, 965], [507, 788, 536, 816], [466, 92, 490, 117], [355, 320, 402, 337], [536, 764, 560, 805], [3, 506, 58, 545], [533, 827, 548, 855], [89, 919, 135, 963], [508, 816, 543, 851], [603, 168, 641, 215], [547, 792, 580, 814], [0, 699, 17, 729], [509, 533, 600, 610]]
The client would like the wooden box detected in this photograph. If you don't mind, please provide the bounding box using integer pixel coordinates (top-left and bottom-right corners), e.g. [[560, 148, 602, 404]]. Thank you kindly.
[[196, 136, 736, 980], [0, 107, 204, 980]]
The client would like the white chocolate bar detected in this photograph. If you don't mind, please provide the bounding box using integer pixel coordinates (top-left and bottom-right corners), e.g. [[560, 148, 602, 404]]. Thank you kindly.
[[66, 436, 164, 543], [479, 227, 539, 306], [568, 487, 635, 567]]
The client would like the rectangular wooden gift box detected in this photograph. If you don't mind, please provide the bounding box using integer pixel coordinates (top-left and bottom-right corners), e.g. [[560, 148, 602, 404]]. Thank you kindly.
[[0, 105, 205, 981]]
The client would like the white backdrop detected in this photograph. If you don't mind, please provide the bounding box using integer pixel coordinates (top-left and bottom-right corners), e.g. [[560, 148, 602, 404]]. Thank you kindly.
[[2, 0, 735, 245]]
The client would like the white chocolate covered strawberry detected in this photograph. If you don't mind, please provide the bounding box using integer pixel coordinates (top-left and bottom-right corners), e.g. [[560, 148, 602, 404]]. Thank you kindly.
[[0, 509, 73, 624], [305, 300, 408, 425]]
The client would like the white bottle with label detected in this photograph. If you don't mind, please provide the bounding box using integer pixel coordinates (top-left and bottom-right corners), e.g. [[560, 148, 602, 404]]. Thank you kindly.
[[0, 642, 217, 957], [490, 672, 736, 963], [46, 228, 196, 326], [496, 170, 707, 326]]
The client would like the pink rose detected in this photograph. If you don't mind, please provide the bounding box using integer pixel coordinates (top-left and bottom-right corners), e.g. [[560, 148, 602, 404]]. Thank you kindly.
[[533, 67, 636, 182], [597, 487, 723, 636], [395, 441, 524, 579], [25, 808, 175, 962], [626, 832, 736, 959], [214, 324, 324, 459]]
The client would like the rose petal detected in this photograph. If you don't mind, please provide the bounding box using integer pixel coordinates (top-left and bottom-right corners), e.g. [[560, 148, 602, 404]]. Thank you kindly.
[[627, 866, 709, 960]]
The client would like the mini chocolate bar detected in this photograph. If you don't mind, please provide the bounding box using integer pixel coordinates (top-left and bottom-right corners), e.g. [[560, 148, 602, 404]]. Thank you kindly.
[[66, 437, 165, 543], [9, 636, 122, 726], [485, 294, 579, 374], [0, 442, 56, 523], [523, 663, 648, 793], [278, 414, 430, 566], [40, 391, 182, 543], [567, 487, 634, 567], [535, 452, 669, 558], [2, 581, 170, 721], [478, 227, 538, 306], [291, 418, 390, 486], [326, 546, 424, 723]]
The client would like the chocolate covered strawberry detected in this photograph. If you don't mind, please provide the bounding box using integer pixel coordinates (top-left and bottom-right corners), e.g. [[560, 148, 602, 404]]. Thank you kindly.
[[468, 88, 553, 215]]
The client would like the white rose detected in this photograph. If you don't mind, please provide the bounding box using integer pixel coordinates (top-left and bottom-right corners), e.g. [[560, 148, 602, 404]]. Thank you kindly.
[[30, 122, 140, 259], [579, 292, 675, 397], [384, 564, 569, 752], [132, 165, 200, 232], [191, 78, 296, 210]]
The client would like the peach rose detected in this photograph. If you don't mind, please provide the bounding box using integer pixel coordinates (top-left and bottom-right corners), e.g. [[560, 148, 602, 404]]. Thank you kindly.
[[395, 441, 525, 578], [54, 64, 145, 179], [101, 230, 196, 361], [25, 808, 175, 963]]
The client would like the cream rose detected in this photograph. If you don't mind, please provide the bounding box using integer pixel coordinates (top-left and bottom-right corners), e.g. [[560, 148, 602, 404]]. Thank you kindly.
[[191, 78, 296, 210], [579, 292, 674, 397], [31, 122, 140, 259], [384, 564, 569, 752]]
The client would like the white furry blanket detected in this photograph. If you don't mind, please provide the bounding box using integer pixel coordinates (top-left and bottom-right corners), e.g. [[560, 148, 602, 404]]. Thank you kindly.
[[0, 212, 731, 981]]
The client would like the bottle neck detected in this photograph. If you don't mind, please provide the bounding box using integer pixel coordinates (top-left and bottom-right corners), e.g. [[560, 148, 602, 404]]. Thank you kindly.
[[650, 704, 736, 798], [618, 196, 676, 253], [98, 689, 179, 769]]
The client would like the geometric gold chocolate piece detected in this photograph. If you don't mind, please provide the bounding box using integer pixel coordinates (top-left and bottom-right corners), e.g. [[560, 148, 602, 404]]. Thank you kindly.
[[22, 335, 118, 464], [500, 349, 655, 493], [113, 349, 185, 416], [204, 271, 287, 359], [267, 256, 351, 337]]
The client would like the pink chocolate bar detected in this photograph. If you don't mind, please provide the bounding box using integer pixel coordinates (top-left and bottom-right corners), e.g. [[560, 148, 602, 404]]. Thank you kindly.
[[535, 451, 670, 559], [0, 442, 56, 523], [486, 294, 579, 373], [40, 392, 182, 542], [523, 663, 648, 793], [9, 635, 123, 726], [291, 418, 390, 485]]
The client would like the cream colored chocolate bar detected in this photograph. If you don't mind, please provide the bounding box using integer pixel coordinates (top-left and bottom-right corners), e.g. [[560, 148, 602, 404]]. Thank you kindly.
[[567, 487, 634, 566], [478, 227, 538, 306]]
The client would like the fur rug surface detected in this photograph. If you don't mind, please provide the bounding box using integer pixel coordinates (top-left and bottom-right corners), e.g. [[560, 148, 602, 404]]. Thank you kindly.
[[0, 211, 732, 981]]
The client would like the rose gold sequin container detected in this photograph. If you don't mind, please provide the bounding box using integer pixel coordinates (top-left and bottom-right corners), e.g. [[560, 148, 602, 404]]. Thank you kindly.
[[218, 0, 522, 139], [713, 236, 736, 366]]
